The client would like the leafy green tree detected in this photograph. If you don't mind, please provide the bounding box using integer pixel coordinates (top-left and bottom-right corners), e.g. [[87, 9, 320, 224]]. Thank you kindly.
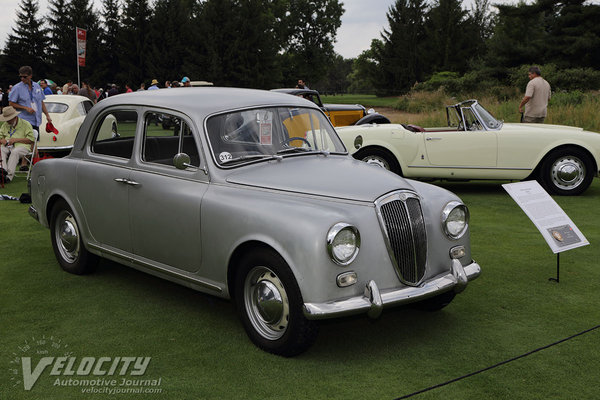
[[372, 0, 428, 95], [1, 0, 50, 80], [279, 0, 344, 85], [347, 44, 380, 94]]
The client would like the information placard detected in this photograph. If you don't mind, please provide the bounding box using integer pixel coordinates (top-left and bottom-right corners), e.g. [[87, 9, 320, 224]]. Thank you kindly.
[[502, 181, 589, 254]]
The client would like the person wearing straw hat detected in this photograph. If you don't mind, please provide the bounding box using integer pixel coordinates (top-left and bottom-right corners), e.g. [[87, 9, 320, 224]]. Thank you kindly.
[[0, 106, 34, 183], [148, 79, 159, 90]]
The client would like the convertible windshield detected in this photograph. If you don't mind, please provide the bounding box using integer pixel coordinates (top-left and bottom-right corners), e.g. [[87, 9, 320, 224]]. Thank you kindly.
[[206, 107, 346, 166], [473, 102, 502, 129]]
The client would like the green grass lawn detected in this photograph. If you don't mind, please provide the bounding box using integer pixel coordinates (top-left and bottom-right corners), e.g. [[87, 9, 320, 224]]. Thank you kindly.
[[1, 175, 599, 399]]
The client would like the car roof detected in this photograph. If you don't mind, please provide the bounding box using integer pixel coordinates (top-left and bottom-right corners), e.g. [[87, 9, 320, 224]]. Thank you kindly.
[[44, 94, 90, 105], [271, 88, 320, 97], [94, 87, 318, 117]]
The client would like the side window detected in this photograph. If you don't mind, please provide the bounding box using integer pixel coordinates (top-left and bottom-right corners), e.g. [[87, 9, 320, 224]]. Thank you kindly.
[[91, 110, 137, 159], [142, 112, 200, 167]]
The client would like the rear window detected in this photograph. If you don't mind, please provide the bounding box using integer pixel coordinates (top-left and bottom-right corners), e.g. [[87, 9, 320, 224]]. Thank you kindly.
[[45, 102, 69, 113]]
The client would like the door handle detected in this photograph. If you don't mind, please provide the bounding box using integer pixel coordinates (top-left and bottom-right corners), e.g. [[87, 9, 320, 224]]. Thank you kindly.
[[114, 178, 140, 186], [426, 137, 442, 141]]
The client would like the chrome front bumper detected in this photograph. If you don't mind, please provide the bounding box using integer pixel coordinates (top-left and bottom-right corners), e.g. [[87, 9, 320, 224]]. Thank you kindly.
[[29, 205, 39, 222], [303, 259, 481, 320]]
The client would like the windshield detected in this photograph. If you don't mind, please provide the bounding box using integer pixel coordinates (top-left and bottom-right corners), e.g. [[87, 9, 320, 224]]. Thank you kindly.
[[45, 102, 69, 113], [473, 102, 502, 129], [206, 107, 346, 166]]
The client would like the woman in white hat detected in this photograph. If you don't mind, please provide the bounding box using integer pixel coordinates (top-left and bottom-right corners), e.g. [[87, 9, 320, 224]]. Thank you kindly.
[[0, 106, 35, 183]]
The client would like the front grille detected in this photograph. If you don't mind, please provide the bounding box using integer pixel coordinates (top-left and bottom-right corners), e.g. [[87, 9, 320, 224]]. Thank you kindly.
[[376, 192, 427, 286]]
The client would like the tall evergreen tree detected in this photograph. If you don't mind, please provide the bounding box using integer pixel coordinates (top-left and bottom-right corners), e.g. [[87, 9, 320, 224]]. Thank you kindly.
[[47, 0, 73, 83], [147, 0, 194, 84], [117, 0, 151, 86], [1, 0, 50, 79], [96, 0, 122, 86], [372, 0, 428, 95], [69, 0, 101, 85], [424, 0, 477, 73]]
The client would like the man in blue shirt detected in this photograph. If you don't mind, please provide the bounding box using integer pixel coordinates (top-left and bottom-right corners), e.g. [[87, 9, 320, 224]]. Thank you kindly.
[[40, 79, 53, 95], [8, 66, 53, 169]]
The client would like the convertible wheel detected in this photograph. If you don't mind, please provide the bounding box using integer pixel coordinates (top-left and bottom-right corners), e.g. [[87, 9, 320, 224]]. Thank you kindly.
[[355, 148, 401, 175], [50, 199, 98, 275], [235, 249, 318, 357], [539, 147, 594, 195], [415, 291, 456, 312]]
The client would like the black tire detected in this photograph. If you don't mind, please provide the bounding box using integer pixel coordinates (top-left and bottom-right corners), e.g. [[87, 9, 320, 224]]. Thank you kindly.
[[234, 249, 318, 357], [50, 199, 98, 275], [539, 147, 594, 195], [354, 147, 401, 175], [415, 291, 456, 312]]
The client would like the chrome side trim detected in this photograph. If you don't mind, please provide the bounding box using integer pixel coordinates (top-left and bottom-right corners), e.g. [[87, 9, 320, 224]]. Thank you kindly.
[[303, 260, 481, 320], [87, 243, 222, 293], [28, 205, 39, 221], [407, 165, 531, 171]]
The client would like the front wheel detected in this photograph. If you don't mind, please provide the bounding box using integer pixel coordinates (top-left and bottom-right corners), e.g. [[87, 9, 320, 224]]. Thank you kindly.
[[50, 199, 98, 274], [354, 148, 401, 175], [234, 249, 318, 357], [539, 147, 594, 195]]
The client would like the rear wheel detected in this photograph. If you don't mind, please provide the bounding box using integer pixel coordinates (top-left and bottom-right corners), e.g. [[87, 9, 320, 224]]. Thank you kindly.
[[234, 249, 318, 357], [50, 199, 98, 274], [539, 147, 594, 195]]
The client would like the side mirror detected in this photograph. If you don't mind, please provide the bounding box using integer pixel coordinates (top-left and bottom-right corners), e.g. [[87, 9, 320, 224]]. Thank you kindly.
[[173, 153, 192, 170]]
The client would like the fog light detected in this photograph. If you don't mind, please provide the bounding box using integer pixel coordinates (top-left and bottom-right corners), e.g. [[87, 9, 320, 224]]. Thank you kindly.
[[450, 246, 466, 259], [337, 271, 357, 287]]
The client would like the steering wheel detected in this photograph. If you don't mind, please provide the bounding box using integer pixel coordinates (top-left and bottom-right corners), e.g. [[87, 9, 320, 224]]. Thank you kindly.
[[280, 137, 312, 148]]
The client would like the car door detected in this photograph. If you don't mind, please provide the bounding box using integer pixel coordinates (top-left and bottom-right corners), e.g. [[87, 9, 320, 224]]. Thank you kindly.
[[424, 107, 498, 167], [128, 110, 208, 273], [77, 109, 139, 253]]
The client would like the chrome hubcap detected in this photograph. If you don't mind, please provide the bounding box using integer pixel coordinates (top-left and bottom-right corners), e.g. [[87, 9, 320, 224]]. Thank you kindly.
[[56, 211, 80, 263], [244, 267, 289, 340], [363, 155, 389, 170], [551, 156, 585, 190]]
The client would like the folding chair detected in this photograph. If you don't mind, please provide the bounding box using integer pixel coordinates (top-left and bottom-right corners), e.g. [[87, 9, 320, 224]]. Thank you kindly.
[[15, 129, 38, 181]]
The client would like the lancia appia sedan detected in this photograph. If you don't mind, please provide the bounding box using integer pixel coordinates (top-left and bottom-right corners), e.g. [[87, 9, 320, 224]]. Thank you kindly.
[[29, 88, 480, 356], [337, 99, 600, 195]]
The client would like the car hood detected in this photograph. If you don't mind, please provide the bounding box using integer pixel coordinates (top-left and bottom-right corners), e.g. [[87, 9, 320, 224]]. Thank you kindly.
[[225, 155, 414, 202], [503, 122, 586, 133]]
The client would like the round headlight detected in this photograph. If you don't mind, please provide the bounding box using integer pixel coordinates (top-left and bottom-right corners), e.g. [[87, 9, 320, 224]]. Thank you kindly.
[[442, 201, 469, 239], [327, 223, 360, 266]]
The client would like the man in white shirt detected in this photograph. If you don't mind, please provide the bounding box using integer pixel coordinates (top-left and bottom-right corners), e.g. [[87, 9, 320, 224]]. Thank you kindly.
[[519, 66, 551, 123]]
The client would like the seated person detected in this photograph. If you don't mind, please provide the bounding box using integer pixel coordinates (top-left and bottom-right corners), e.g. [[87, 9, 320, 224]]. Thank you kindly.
[[0, 106, 34, 183]]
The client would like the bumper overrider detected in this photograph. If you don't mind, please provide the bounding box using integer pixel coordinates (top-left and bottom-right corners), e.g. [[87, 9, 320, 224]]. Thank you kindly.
[[303, 259, 481, 320]]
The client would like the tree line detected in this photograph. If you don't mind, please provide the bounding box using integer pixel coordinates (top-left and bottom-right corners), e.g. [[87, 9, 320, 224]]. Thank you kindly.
[[2, 0, 600, 96], [0, 0, 344, 91]]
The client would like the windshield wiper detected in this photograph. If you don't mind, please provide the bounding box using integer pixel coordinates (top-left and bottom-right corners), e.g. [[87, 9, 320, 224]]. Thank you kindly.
[[221, 154, 279, 164], [276, 147, 313, 155]]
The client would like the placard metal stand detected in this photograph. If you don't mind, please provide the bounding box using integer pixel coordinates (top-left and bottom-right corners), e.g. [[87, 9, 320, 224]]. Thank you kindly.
[[549, 253, 560, 283]]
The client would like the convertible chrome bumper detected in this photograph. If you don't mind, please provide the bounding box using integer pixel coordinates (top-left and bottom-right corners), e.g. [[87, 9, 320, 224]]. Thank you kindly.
[[303, 259, 481, 320], [28, 205, 39, 222]]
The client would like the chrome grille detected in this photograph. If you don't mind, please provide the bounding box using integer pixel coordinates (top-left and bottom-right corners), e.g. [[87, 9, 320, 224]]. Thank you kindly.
[[376, 192, 427, 286]]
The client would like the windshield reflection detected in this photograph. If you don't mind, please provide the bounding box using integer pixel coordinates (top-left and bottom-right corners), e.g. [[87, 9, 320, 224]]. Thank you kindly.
[[206, 107, 346, 166]]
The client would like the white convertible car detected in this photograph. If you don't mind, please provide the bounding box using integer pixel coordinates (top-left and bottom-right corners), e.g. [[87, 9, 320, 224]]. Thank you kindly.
[[337, 100, 600, 195]]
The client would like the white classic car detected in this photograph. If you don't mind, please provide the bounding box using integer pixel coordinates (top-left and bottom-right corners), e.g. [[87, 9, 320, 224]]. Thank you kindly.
[[39, 95, 116, 156], [337, 100, 600, 195]]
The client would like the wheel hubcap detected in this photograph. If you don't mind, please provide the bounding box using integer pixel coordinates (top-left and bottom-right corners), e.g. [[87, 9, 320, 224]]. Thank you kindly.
[[551, 156, 585, 190], [363, 155, 389, 170], [244, 267, 289, 340], [56, 212, 80, 263]]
